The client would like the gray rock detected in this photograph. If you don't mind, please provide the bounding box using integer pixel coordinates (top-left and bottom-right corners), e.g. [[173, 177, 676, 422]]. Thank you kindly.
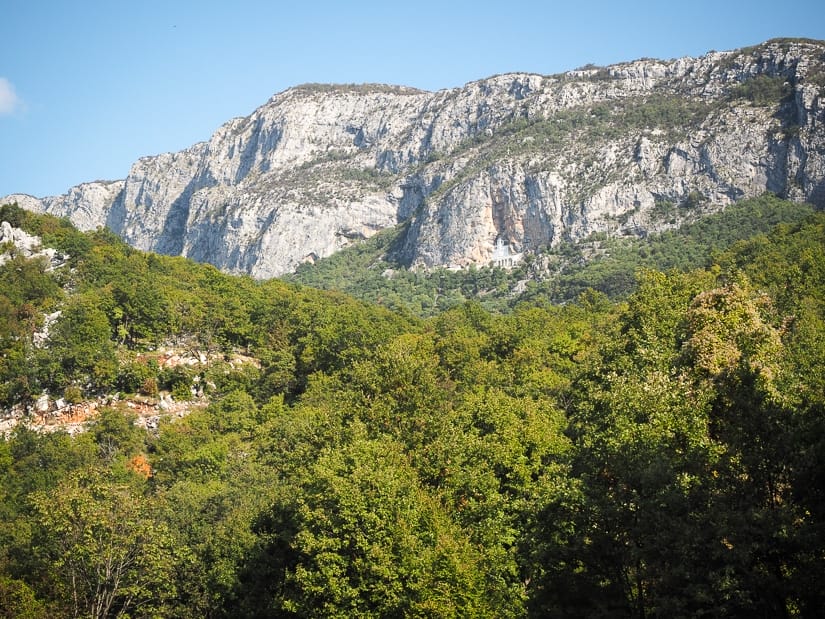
[[35, 394, 50, 414], [4, 39, 824, 275]]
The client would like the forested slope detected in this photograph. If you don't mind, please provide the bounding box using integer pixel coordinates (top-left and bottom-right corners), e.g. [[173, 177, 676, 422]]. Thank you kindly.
[[1, 201, 824, 617], [289, 193, 816, 314]]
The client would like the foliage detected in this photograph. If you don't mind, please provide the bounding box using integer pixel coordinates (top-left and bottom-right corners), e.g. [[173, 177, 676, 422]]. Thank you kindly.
[[1, 199, 824, 616], [30, 469, 181, 618], [40, 293, 117, 392], [729, 74, 793, 105], [249, 435, 507, 618], [0, 575, 48, 619], [289, 193, 815, 313]]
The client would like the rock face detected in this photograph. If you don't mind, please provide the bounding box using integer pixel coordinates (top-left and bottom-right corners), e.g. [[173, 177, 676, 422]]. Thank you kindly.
[[4, 39, 825, 276], [0, 220, 66, 269]]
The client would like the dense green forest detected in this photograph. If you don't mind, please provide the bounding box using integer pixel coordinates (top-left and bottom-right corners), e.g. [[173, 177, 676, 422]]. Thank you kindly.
[[1, 198, 824, 617], [288, 193, 816, 315]]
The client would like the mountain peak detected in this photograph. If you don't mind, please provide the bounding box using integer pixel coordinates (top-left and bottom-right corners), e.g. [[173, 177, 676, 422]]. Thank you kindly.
[[4, 39, 824, 278]]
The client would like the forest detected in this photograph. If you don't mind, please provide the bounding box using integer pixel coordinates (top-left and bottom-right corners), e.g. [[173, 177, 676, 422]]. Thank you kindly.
[[288, 194, 817, 315], [0, 196, 824, 617]]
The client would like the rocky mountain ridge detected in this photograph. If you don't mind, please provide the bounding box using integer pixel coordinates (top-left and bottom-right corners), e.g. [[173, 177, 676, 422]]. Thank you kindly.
[[4, 38, 825, 277]]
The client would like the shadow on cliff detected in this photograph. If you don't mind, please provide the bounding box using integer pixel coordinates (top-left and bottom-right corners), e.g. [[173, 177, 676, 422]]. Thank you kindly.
[[155, 172, 218, 256]]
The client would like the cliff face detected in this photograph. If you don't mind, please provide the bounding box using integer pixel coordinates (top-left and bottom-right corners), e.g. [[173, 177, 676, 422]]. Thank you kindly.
[[4, 39, 825, 277]]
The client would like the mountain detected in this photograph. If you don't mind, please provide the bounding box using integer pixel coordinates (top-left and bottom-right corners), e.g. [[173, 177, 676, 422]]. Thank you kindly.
[[286, 194, 818, 315], [4, 38, 825, 278]]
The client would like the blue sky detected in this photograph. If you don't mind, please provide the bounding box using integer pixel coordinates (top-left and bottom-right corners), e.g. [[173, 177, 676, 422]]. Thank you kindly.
[[2, 0, 824, 198]]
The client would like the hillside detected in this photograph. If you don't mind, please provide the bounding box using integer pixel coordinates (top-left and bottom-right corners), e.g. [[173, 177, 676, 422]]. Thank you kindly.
[[0, 203, 414, 423], [288, 193, 817, 315], [4, 38, 825, 279], [1, 199, 824, 616]]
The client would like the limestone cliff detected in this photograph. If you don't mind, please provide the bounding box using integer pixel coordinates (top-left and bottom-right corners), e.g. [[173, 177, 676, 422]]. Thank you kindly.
[[4, 38, 825, 277]]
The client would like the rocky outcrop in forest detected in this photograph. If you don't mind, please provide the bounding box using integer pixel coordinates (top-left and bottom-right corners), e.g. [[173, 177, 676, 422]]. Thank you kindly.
[[4, 38, 825, 277]]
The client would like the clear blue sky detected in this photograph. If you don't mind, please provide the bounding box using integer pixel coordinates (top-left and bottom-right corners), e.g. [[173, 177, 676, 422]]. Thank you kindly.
[[2, 0, 824, 198]]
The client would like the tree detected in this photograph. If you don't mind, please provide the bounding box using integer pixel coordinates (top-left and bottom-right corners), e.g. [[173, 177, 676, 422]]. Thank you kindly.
[[206, 390, 259, 435], [530, 357, 723, 617], [0, 575, 48, 619], [109, 255, 170, 346], [0, 255, 61, 307], [240, 434, 507, 618], [44, 293, 116, 391], [530, 269, 823, 617], [91, 408, 145, 465], [678, 280, 817, 616], [30, 469, 180, 619]]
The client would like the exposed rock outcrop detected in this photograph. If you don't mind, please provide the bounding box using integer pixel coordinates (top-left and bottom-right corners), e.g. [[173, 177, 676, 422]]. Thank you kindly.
[[4, 39, 825, 276], [0, 220, 67, 269]]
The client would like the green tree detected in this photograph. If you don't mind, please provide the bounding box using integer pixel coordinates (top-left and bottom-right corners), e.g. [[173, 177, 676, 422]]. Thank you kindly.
[[206, 389, 259, 435], [30, 469, 180, 619], [530, 267, 824, 617], [678, 280, 817, 616], [0, 575, 48, 619], [91, 408, 145, 464], [0, 255, 61, 307], [43, 294, 116, 391], [532, 367, 723, 617], [242, 434, 507, 618]]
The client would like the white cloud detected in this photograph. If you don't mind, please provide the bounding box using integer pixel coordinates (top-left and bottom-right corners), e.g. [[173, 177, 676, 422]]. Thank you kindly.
[[0, 78, 22, 115]]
